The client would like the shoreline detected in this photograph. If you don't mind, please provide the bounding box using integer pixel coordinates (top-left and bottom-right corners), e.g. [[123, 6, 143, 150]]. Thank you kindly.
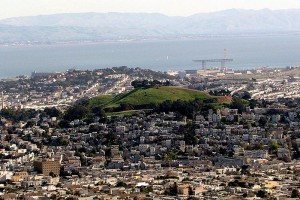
[[1, 32, 300, 47], [0, 65, 293, 81]]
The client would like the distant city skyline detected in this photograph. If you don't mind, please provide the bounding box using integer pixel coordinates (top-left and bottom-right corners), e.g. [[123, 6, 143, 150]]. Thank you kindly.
[[1, 0, 300, 20]]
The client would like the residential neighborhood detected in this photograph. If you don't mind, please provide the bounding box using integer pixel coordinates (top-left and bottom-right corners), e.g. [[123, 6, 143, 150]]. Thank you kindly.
[[0, 67, 300, 199]]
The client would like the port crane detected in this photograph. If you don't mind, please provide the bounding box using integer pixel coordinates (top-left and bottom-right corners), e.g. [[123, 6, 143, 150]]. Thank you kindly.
[[193, 49, 233, 70]]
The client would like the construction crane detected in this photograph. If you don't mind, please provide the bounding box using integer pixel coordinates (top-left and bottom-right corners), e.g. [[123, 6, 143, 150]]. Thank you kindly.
[[193, 49, 233, 70]]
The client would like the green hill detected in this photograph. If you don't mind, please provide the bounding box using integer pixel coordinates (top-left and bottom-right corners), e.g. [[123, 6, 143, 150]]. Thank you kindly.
[[90, 86, 229, 110]]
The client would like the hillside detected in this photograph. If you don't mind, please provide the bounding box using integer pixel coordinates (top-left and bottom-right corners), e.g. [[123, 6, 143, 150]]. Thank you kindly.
[[89, 86, 230, 111], [1, 9, 300, 44]]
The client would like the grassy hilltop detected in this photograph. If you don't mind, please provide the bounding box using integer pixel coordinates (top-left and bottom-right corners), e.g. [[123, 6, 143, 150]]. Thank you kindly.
[[90, 86, 230, 111]]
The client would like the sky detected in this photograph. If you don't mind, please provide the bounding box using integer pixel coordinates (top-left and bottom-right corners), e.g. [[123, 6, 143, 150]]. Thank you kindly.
[[1, 0, 300, 19]]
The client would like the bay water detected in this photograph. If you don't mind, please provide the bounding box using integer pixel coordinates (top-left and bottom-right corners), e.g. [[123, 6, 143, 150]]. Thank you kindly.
[[1, 35, 300, 78]]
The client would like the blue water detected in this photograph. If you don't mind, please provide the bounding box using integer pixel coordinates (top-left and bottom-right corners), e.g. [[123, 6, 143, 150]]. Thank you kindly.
[[1, 35, 300, 78]]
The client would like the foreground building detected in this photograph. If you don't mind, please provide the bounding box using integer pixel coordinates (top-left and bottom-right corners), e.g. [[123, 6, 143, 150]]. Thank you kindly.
[[33, 158, 61, 177]]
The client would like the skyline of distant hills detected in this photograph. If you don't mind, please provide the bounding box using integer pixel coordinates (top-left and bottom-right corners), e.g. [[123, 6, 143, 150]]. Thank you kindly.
[[1, 9, 300, 44]]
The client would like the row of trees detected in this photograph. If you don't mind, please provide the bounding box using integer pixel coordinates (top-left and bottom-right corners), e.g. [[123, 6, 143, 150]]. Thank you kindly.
[[131, 79, 171, 89], [154, 98, 217, 119], [209, 89, 231, 96], [0, 108, 38, 122]]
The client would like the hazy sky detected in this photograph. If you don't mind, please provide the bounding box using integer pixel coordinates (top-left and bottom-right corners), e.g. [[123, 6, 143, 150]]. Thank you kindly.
[[1, 0, 300, 19]]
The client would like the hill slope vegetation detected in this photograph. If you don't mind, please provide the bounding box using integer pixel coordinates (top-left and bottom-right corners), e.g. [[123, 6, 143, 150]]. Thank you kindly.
[[89, 86, 230, 111]]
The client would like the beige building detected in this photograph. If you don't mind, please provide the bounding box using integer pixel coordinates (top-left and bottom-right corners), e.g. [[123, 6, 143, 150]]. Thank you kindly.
[[177, 184, 189, 196], [11, 171, 28, 182]]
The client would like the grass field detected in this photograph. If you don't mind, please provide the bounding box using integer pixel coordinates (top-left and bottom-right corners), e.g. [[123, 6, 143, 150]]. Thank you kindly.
[[116, 86, 214, 106], [89, 95, 115, 108], [90, 86, 220, 110]]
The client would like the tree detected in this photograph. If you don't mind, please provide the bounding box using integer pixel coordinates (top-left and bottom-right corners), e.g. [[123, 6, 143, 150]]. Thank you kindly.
[[164, 182, 178, 196], [91, 106, 105, 117], [249, 99, 257, 109], [120, 102, 134, 111], [74, 190, 81, 196], [116, 181, 128, 188], [49, 171, 57, 177], [164, 80, 171, 86], [291, 189, 300, 198], [0, 108, 38, 122], [242, 91, 251, 100], [219, 147, 228, 156], [229, 97, 248, 114], [256, 190, 267, 198], [75, 97, 89, 106], [269, 141, 279, 154], [58, 120, 71, 128], [131, 80, 141, 88], [258, 116, 268, 126], [44, 107, 62, 117], [64, 105, 89, 121], [50, 194, 57, 200], [131, 79, 163, 88], [183, 125, 198, 145], [25, 120, 35, 128], [241, 165, 250, 175], [56, 137, 70, 146], [142, 79, 149, 87]]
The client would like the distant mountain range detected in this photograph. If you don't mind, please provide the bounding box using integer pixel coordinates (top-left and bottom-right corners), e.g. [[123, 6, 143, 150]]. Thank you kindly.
[[1, 9, 300, 44]]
